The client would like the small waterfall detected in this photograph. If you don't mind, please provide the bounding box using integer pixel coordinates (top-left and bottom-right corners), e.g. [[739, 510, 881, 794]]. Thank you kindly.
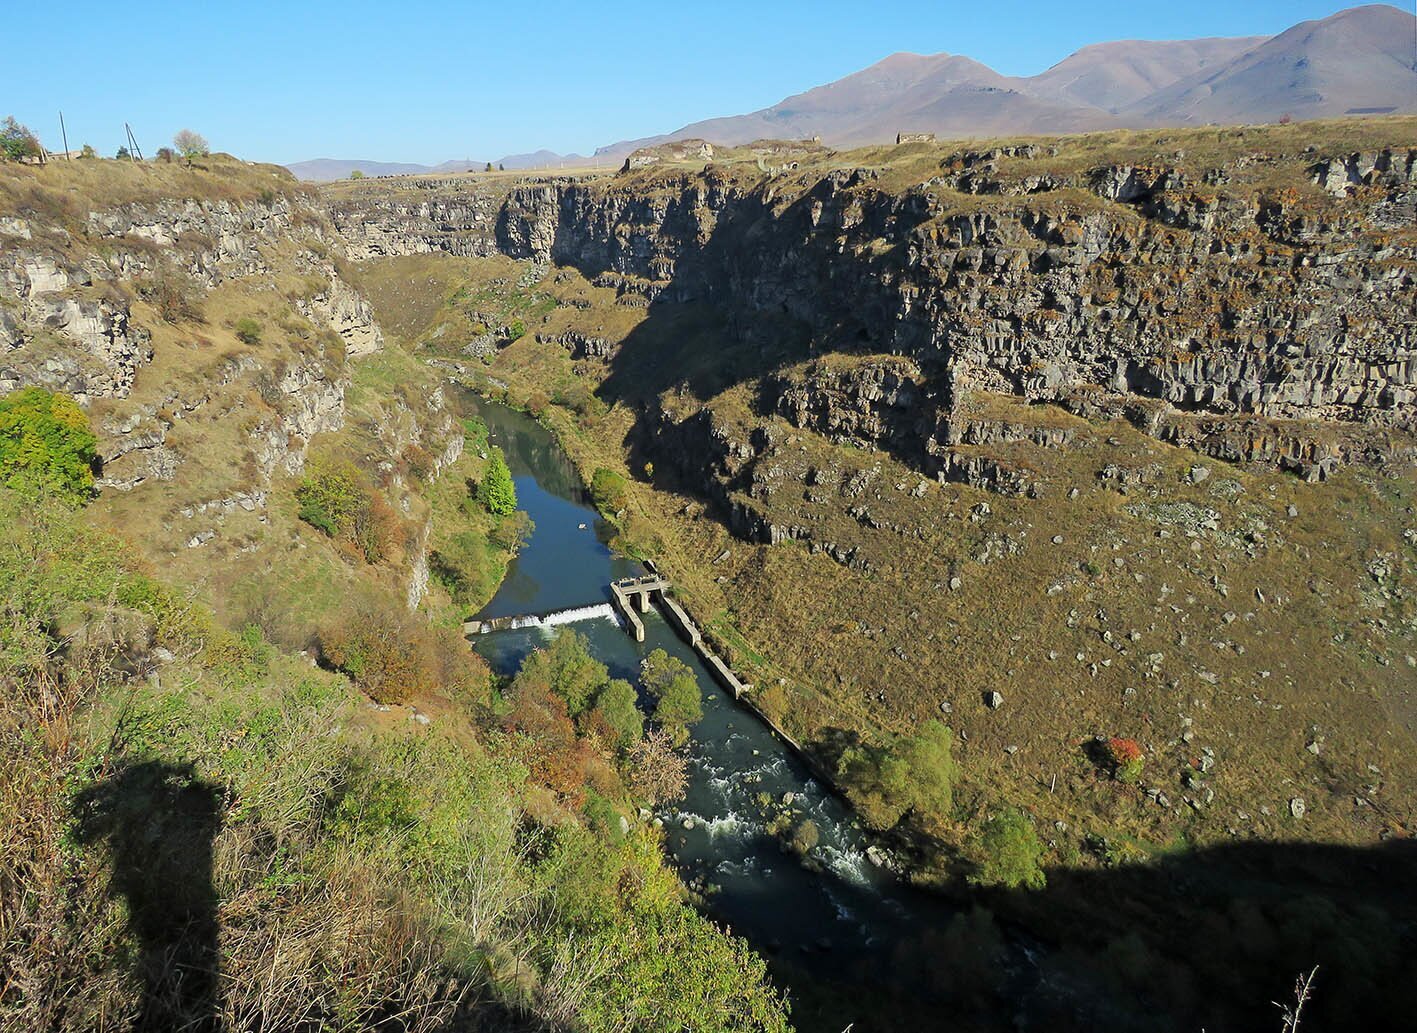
[[541, 602, 617, 627], [474, 602, 620, 634]]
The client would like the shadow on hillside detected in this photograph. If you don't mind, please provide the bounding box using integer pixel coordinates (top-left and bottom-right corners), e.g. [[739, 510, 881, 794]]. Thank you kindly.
[[73, 761, 224, 1032], [779, 834, 1416, 1033]]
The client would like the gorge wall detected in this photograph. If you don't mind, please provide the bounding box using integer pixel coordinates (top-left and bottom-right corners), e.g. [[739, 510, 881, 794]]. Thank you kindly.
[[327, 133, 1417, 485]]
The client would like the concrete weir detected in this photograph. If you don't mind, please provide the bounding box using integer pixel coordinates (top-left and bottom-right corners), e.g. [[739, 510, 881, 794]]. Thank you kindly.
[[610, 576, 751, 700]]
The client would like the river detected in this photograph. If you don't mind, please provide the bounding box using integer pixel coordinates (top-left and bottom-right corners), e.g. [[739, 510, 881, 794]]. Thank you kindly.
[[464, 395, 992, 1028]]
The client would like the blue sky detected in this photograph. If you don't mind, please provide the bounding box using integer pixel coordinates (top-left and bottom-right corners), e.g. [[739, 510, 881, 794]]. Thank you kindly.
[[4, 1, 1389, 164]]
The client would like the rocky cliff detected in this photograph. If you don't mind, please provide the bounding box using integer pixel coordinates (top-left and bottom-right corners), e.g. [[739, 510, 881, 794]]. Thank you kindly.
[[324, 125, 1417, 487]]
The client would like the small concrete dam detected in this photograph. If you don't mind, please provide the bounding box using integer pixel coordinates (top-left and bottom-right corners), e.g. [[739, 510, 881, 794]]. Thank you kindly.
[[466, 575, 755, 702]]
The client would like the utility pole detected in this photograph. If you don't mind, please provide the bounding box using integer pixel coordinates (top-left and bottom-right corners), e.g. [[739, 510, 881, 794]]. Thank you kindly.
[[59, 111, 70, 159], [124, 123, 144, 161]]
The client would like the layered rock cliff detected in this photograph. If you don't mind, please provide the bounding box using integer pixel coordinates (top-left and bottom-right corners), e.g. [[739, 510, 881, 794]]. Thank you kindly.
[[325, 130, 1417, 485]]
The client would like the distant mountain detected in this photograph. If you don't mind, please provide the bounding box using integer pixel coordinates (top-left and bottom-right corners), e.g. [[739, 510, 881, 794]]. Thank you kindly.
[[286, 150, 605, 182], [1026, 36, 1265, 113], [598, 4, 1417, 157], [1121, 5, 1417, 124], [289, 5, 1417, 179], [284, 158, 440, 181]]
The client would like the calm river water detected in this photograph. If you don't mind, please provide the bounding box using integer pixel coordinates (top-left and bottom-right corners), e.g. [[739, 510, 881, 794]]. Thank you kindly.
[[464, 395, 1000, 1028]]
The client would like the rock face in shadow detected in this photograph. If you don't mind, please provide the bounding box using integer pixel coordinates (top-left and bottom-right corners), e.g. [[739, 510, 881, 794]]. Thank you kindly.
[[326, 138, 1417, 481]]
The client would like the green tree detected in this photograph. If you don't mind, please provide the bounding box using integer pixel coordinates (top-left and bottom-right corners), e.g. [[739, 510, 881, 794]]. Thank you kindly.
[[0, 388, 98, 505], [836, 741, 912, 830], [590, 678, 643, 750], [640, 648, 702, 745], [349, 169, 365, 180], [519, 630, 609, 717], [836, 720, 956, 830], [0, 117, 40, 161], [115, 145, 130, 160], [968, 807, 1047, 890], [589, 467, 627, 514], [478, 446, 517, 516]]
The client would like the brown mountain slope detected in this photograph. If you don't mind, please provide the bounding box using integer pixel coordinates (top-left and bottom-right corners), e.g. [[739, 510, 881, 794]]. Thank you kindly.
[[1027, 36, 1265, 113], [1124, 4, 1417, 124]]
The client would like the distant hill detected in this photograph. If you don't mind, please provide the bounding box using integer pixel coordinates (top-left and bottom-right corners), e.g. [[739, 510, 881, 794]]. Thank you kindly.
[[597, 3, 1417, 158], [283, 158, 442, 181], [1120, 5, 1417, 124], [1026, 36, 1265, 113], [290, 4, 1417, 177]]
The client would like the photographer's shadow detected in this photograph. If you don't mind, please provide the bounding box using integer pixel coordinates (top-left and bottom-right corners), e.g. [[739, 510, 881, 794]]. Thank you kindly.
[[73, 761, 223, 1032]]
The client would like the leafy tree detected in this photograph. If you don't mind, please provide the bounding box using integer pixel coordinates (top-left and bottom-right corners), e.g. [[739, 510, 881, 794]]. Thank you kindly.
[[837, 740, 912, 830], [477, 446, 517, 516], [295, 461, 400, 564], [968, 807, 1047, 890], [488, 510, 533, 551], [520, 630, 609, 717], [79, 144, 97, 159], [0, 388, 97, 505], [836, 720, 956, 830], [172, 128, 209, 158], [484, 162, 492, 172], [155, 147, 175, 163], [349, 169, 365, 180], [640, 648, 702, 745], [589, 467, 627, 514], [590, 677, 642, 750], [0, 117, 40, 161], [115, 145, 130, 160]]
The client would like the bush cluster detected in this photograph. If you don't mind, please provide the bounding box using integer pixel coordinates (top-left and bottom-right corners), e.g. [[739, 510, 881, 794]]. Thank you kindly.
[[589, 466, 628, 514], [295, 461, 401, 564], [0, 387, 98, 506], [836, 720, 956, 830], [317, 604, 481, 705]]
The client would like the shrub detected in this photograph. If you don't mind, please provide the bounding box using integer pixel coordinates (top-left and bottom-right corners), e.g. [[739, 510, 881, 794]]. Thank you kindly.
[[318, 606, 480, 705], [0, 387, 98, 505], [836, 720, 956, 831], [141, 267, 205, 323], [589, 467, 628, 514], [968, 807, 1047, 890], [233, 317, 262, 344], [295, 461, 400, 565], [79, 144, 97, 159], [639, 648, 702, 745], [477, 446, 517, 515], [0, 117, 40, 161], [1104, 736, 1145, 782], [788, 819, 819, 857], [155, 146, 175, 163], [349, 169, 365, 180]]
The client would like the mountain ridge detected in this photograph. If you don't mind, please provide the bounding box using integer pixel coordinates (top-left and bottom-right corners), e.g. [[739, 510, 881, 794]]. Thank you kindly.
[[286, 4, 1417, 179]]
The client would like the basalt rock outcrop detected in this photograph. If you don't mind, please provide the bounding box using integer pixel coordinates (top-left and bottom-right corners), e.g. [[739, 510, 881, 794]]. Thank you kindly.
[[325, 137, 1417, 488]]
